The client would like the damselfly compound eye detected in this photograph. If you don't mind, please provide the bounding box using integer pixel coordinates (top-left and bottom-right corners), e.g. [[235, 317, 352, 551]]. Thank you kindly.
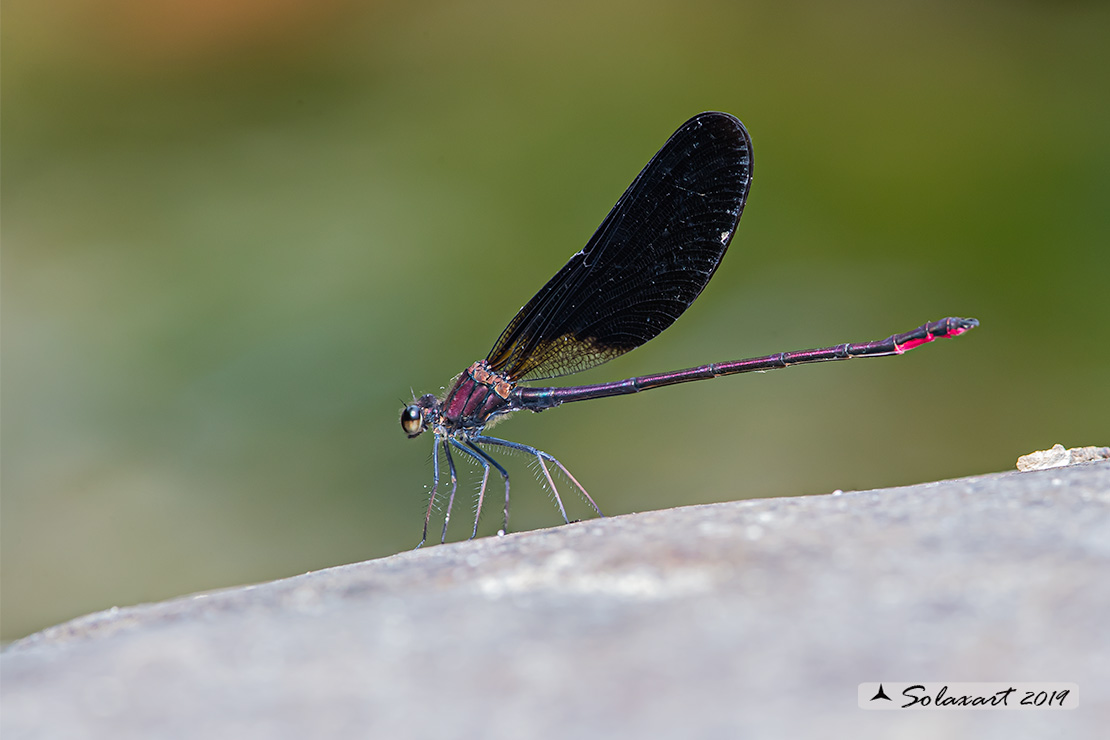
[[401, 405, 425, 437]]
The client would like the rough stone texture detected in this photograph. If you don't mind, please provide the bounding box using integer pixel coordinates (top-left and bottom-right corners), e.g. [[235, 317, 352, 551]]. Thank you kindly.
[[3, 462, 1108, 740], [1016, 443, 1110, 471]]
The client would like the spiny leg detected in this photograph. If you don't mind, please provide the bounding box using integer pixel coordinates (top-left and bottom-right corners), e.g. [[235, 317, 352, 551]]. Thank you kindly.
[[533, 454, 568, 523], [418, 435, 444, 549], [439, 439, 460, 544], [459, 439, 510, 539], [473, 435, 604, 521], [446, 438, 491, 539]]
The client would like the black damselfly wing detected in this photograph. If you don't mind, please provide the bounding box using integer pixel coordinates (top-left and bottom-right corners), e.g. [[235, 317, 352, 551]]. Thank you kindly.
[[485, 112, 753, 382]]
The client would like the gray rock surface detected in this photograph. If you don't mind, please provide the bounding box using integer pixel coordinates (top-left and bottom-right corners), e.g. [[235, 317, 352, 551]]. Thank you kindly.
[[4, 462, 1108, 739]]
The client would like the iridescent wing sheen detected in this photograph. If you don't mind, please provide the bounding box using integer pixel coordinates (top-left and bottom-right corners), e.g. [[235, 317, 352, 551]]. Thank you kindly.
[[486, 112, 753, 381]]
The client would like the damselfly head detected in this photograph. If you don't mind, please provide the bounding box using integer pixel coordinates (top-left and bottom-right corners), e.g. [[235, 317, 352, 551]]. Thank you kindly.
[[400, 394, 438, 438]]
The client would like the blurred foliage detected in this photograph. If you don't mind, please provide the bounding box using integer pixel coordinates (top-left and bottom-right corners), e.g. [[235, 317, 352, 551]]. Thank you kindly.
[[2, 0, 1108, 640]]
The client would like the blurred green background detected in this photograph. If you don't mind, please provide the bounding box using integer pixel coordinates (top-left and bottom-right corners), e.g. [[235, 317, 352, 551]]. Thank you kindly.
[[2, 0, 1108, 641]]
